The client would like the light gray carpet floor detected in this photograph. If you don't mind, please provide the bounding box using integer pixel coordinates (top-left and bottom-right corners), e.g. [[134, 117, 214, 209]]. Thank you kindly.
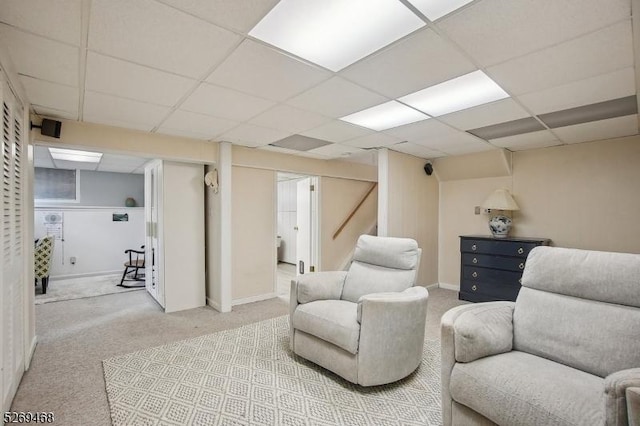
[[11, 287, 464, 426], [35, 274, 144, 305]]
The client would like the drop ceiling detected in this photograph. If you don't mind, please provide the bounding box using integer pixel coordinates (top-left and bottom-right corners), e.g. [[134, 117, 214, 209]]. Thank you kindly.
[[1, 0, 637, 162], [34, 145, 149, 174]]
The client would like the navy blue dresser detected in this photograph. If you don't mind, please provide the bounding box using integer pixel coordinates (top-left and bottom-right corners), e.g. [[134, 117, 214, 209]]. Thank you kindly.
[[459, 235, 550, 302]]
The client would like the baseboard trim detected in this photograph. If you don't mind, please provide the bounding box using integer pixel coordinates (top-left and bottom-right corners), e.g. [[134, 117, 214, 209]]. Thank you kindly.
[[425, 283, 439, 289], [25, 336, 37, 370], [206, 297, 222, 312], [438, 282, 459, 291], [232, 293, 276, 306], [51, 270, 121, 280]]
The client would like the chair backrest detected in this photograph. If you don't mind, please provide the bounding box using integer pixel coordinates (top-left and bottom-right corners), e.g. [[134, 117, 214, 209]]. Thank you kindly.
[[34, 236, 54, 279], [341, 235, 422, 303], [513, 246, 640, 378]]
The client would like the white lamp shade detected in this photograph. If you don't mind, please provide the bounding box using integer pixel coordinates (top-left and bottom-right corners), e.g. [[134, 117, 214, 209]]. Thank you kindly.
[[482, 189, 520, 211]]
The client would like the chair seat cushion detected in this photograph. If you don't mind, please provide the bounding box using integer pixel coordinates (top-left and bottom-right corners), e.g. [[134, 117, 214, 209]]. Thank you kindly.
[[450, 351, 604, 426], [125, 260, 144, 267], [292, 300, 360, 354]]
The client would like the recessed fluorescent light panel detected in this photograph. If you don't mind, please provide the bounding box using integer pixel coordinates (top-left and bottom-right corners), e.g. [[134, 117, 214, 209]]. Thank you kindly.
[[399, 70, 509, 117], [249, 0, 426, 72], [340, 101, 429, 131], [49, 147, 103, 163], [407, 0, 475, 21]]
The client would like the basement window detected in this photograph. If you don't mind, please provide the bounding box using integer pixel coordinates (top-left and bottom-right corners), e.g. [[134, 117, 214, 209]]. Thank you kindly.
[[34, 167, 79, 202]]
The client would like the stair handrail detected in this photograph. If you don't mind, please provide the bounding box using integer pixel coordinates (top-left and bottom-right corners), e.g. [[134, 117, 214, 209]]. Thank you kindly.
[[332, 182, 377, 240]]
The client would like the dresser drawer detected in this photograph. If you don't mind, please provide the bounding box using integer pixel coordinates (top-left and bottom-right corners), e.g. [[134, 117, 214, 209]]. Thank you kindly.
[[462, 266, 522, 287], [460, 280, 521, 302], [461, 239, 539, 258], [462, 253, 527, 272]]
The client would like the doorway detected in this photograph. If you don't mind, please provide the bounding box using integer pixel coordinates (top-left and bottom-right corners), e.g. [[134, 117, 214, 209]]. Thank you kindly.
[[32, 145, 149, 304], [276, 172, 319, 298]]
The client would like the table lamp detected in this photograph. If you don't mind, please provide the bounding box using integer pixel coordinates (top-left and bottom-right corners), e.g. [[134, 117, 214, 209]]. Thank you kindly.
[[482, 189, 519, 238]]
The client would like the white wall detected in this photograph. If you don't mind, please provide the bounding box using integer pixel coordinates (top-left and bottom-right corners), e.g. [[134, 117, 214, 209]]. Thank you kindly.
[[34, 208, 145, 279], [277, 179, 299, 264]]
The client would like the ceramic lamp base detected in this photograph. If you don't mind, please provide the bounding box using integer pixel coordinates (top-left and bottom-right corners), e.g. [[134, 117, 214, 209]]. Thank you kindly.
[[489, 215, 512, 238]]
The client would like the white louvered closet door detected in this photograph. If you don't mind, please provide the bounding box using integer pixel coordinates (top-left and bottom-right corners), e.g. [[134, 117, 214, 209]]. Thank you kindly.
[[1, 77, 25, 412]]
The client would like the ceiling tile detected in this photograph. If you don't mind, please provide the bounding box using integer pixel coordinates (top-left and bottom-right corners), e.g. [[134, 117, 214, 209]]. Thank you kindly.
[[207, 40, 331, 101], [487, 21, 633, 96], [307, 143, 365, 159], [439, 142, 496, 156], [490, 130, 561, 151], [97, 164, 140, 173], [249, 104, 331, 134], [0, 0, 81, 45], [159, 109, 239, 140], [340, 28, 476, 98], [83, 91, 171, 129], [342, 133, 400, 149], [89, 0, 241, 78], [552, 115, 638, 144], [32, 105, 79, 121], [33, 155, 54, 169], [85, 52, 196, 107], [156, 0, 279, 32], [516, 67, 636, 115], [439, 98, 530, 130], [258, 145, 329, 159], [82, 116, 156, 133], [414, 130, 487, 152], [271, 135, 331, 151], [287, 77, 388, 118], [181, 83, 275, 121], [384, 119, 458, 143], [301, 120, 373, 143], [20, 76, 78, 115], [469, 117, 545, 140], [99, 153, 148, 167], [53, 159, 98, 171], [437, 0, 630, 67], [389, 142, 445, 159], [218, 123, 292, 147], [0, 24, 79, 86]]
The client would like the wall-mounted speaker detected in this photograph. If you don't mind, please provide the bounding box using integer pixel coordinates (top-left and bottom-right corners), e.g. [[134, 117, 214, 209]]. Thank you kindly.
[[424, 162, 433, 176], [31, 119, 62, 138]]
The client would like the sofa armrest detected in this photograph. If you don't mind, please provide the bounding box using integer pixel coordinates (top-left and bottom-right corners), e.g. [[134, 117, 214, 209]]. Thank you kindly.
[[289, 271, 347, 351], [605, 368, 640, 426], [356, 286, 429, 386], [292, 271, 347, 304], [440, 301, 515, 426]]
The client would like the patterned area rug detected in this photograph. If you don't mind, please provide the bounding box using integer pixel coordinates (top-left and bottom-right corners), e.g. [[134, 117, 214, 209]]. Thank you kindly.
[[103, 316, 442, 425], [36, 274, 143, 304]]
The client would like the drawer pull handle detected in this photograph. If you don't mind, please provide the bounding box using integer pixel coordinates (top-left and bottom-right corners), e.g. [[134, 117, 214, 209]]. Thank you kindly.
[[519, 262, 525, 270], [472, 271, 478, 278], [472, 285, 477, 291], [517, 247, 524, 255], [471, 244, 477, 251], [472, 257, 478, 264]]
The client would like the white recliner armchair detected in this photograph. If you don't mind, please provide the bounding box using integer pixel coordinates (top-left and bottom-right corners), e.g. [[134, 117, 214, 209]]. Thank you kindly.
[[289, 235, 429, 386], [441, 246, 640, 426]]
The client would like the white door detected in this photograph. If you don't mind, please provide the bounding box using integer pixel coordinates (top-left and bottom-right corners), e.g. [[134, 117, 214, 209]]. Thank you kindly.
[[295, 177, 318, 275], [144, 161, 163, 307], [1, 82, 25, 412]]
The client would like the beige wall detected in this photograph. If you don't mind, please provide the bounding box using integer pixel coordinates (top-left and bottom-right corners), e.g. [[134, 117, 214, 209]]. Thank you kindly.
[[320, 177, 378, 271], [31, 119, 218, 164], [232, 145, 376, 182], [438, 135, 640, 288], [231, 166, 276, 301], [381, 150, 439, 286]]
